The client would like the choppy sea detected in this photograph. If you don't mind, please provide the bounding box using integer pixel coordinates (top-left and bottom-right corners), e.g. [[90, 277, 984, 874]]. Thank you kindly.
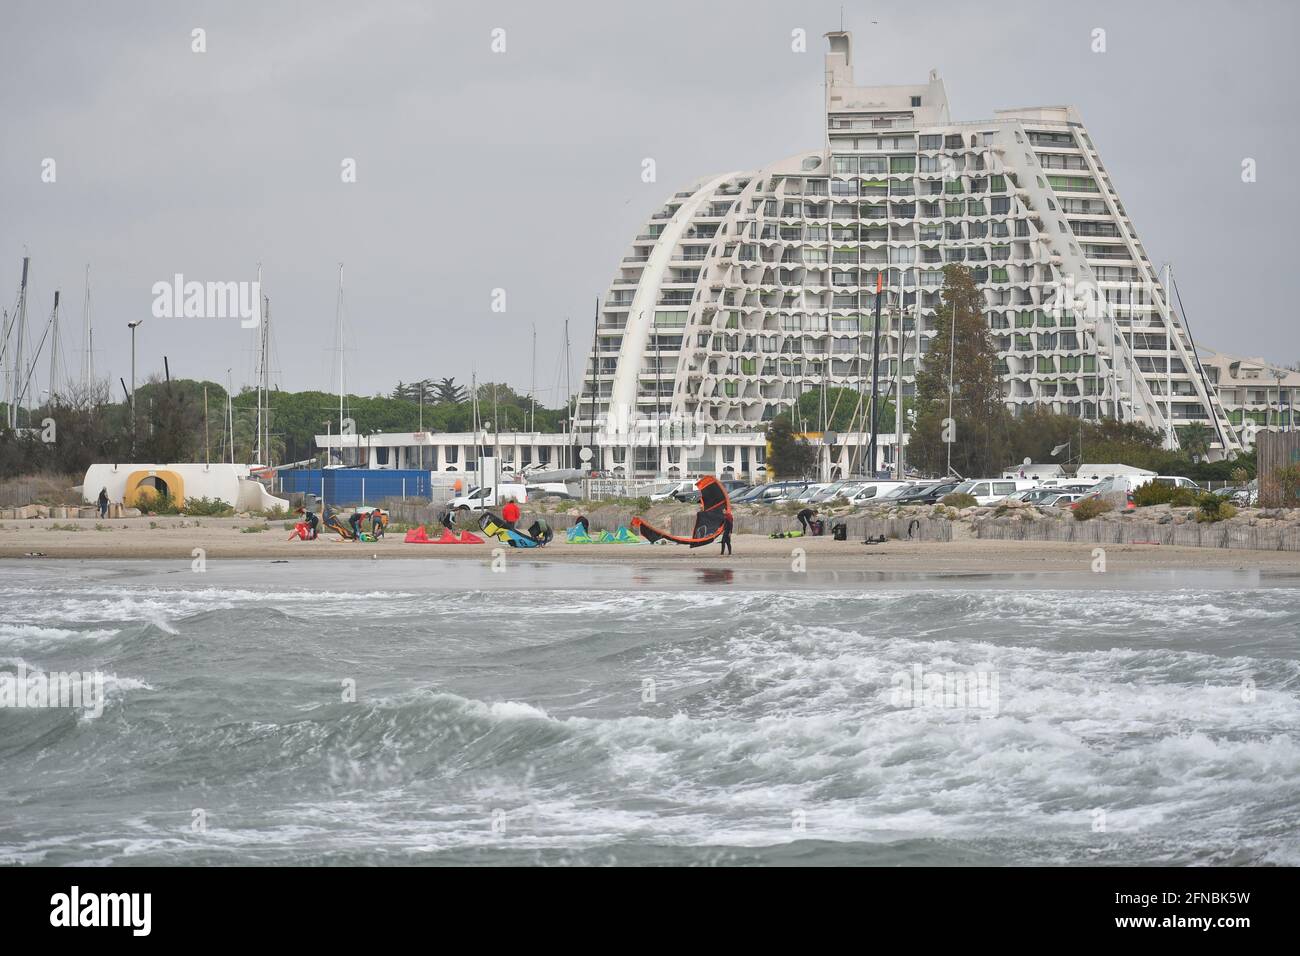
[[2, 559, 1297, 866]]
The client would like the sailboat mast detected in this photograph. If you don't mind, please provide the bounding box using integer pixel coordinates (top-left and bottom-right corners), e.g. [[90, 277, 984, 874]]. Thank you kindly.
[[255, 263, 264, 464], [563, 319, 572, 468], [262, 296, 272, 464], [48, 290, 60, 405], [82, 264, 92, 391], [226, 369, 235, 464], [335, 262, 345, 457], [11, 257, 30, 429]]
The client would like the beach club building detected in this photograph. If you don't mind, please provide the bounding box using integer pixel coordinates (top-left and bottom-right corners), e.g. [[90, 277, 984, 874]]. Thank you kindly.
[[310, 429, 902, 483]]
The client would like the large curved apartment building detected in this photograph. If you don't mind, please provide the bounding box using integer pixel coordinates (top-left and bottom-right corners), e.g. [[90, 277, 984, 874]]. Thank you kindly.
[[579, 31, 1240, 469]]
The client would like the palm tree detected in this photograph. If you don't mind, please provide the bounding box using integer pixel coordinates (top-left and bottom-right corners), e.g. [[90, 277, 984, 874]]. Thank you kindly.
[[1177, 422, 1213, 460]]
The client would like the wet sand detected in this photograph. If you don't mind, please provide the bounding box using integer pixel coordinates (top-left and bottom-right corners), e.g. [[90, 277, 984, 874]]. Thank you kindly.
[[3, 516, 1299, 573]]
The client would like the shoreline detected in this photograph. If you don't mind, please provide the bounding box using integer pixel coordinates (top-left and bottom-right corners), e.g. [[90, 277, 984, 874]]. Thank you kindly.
[[3, 516, 1299, 573]]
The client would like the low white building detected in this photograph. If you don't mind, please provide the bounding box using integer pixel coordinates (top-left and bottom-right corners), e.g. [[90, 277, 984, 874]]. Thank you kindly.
[[314, 429, 902, 482], [82, 462, 288, 511]]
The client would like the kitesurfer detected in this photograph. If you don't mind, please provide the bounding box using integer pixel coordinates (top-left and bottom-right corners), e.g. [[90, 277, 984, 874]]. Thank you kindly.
[[348, 510, 364, 541], [719, 510, 733, 556], [370, 509, 385, 539], [97, 488, 109, 519], [797, 507, 818, 534], [502, 498, 521, 530], [298, 506, 319, 540]]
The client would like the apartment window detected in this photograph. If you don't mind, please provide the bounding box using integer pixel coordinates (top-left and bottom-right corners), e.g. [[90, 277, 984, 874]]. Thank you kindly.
[[920, 134, 942, 150], [944, 201, 963, 217], [991, 267, 1009, 283], [655, 310, 688, 328], [991, 196, 1010, 215], [890, 156, 916, 174], [833, 155, 857, 174], [861, 156, 888, 174], [989, 175, 1006, 192], [911, 96, 922, 107]]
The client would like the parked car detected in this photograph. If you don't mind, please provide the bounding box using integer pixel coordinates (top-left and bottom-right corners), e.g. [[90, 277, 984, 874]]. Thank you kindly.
[[896, 481, 961, 505], [1044, 492, 1085, 508], [720, 480, 752, 496], [750, 481, 811, 504], [730, 483, 769, 504], [1005, 487, 1060, 505], [792, 483, 831, 503], [945, 478, 1039, 506], [649, 480, 696, 502], [846, 481, 914, 505], [1080, 474, 1198, 503], [447, 482, 528, 513]]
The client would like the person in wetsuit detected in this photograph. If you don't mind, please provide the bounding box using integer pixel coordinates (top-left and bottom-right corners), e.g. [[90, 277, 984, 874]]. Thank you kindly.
[[719, 510, 734, 556], [797, 507, 818, 534]]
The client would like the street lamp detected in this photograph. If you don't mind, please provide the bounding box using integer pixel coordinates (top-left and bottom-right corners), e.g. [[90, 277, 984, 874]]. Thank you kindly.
[[127, 320, 144, 407], [127, 320, 144, 449]]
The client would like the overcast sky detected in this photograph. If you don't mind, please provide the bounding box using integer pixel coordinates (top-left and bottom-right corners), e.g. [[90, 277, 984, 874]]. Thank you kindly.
[[3, 0, 1297, 407]]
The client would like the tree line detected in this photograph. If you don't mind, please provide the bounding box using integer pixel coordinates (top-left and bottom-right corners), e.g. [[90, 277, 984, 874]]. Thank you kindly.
[[0, 376, 572, 479]]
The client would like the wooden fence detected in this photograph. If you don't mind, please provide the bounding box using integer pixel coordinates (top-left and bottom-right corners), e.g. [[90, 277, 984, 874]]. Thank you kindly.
[[1257, 432, 1300, 507], [975, 515, 1300, 551]]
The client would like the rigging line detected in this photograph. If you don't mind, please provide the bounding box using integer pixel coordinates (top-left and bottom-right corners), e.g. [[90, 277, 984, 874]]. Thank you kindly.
[[1170, 274, 1228, 451]]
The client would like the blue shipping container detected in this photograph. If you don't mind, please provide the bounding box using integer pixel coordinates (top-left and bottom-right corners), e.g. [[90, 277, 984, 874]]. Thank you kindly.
[[276, 469, 432, 507]]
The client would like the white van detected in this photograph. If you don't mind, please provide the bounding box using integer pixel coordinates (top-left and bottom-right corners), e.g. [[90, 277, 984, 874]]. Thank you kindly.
[[950, 478, 1039, 506], [447, 482, 528, 512], [1084, 474, 1199, 501], [847, 481, 915, 505]]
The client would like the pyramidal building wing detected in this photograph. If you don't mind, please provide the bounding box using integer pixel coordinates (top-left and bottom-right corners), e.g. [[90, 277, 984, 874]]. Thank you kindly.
[[580, 30, 1239, 461]]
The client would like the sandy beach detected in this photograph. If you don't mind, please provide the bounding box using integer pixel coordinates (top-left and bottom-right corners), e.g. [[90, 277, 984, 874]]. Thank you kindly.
[[3, 515, 1299, 573]]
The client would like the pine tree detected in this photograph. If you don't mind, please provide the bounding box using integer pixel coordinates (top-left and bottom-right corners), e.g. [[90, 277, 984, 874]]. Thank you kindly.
[[910, 265, 1009, 477], [766, 412, 815, 478], [434, 377, 467, 404]]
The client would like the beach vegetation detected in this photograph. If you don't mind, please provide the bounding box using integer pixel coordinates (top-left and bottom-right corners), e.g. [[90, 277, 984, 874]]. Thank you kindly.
[[941, 492, 977, 509], [1072, 498, 1112, 521], [182, 496, 235, 517], [1196, 494, 1236, 523]]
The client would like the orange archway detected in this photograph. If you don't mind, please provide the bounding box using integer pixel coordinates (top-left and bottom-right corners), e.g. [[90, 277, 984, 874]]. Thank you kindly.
[[123, 469, 186, 508]]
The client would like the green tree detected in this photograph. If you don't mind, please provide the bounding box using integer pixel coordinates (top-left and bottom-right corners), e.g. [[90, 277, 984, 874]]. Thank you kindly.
[[796, 386, 896, 435], [909, 265, 1009, 477], [435, 377, 467, 404], [766, 412, 815, 478], [1176, 422, 1213, 461]]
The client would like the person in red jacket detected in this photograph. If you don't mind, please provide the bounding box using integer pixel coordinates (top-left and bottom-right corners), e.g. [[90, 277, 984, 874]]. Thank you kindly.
[[502, 498, 521, 530]]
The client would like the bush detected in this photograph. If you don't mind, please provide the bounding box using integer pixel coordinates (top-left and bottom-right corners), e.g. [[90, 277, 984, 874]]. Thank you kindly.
[[1196, 494, 1237, 523], [1132, 482, 1174, 507], [1169, 487, 1199, 507], [941, 492, 978, 509], [183, 496, 235, 517], [1273, 465, 1300, 507], [133, 491, 181, 514], [1072, 498, 1113, 521]]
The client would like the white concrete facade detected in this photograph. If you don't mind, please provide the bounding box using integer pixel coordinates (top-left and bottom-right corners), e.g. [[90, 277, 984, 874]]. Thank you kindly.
[[579, 31, 1242, 460]]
